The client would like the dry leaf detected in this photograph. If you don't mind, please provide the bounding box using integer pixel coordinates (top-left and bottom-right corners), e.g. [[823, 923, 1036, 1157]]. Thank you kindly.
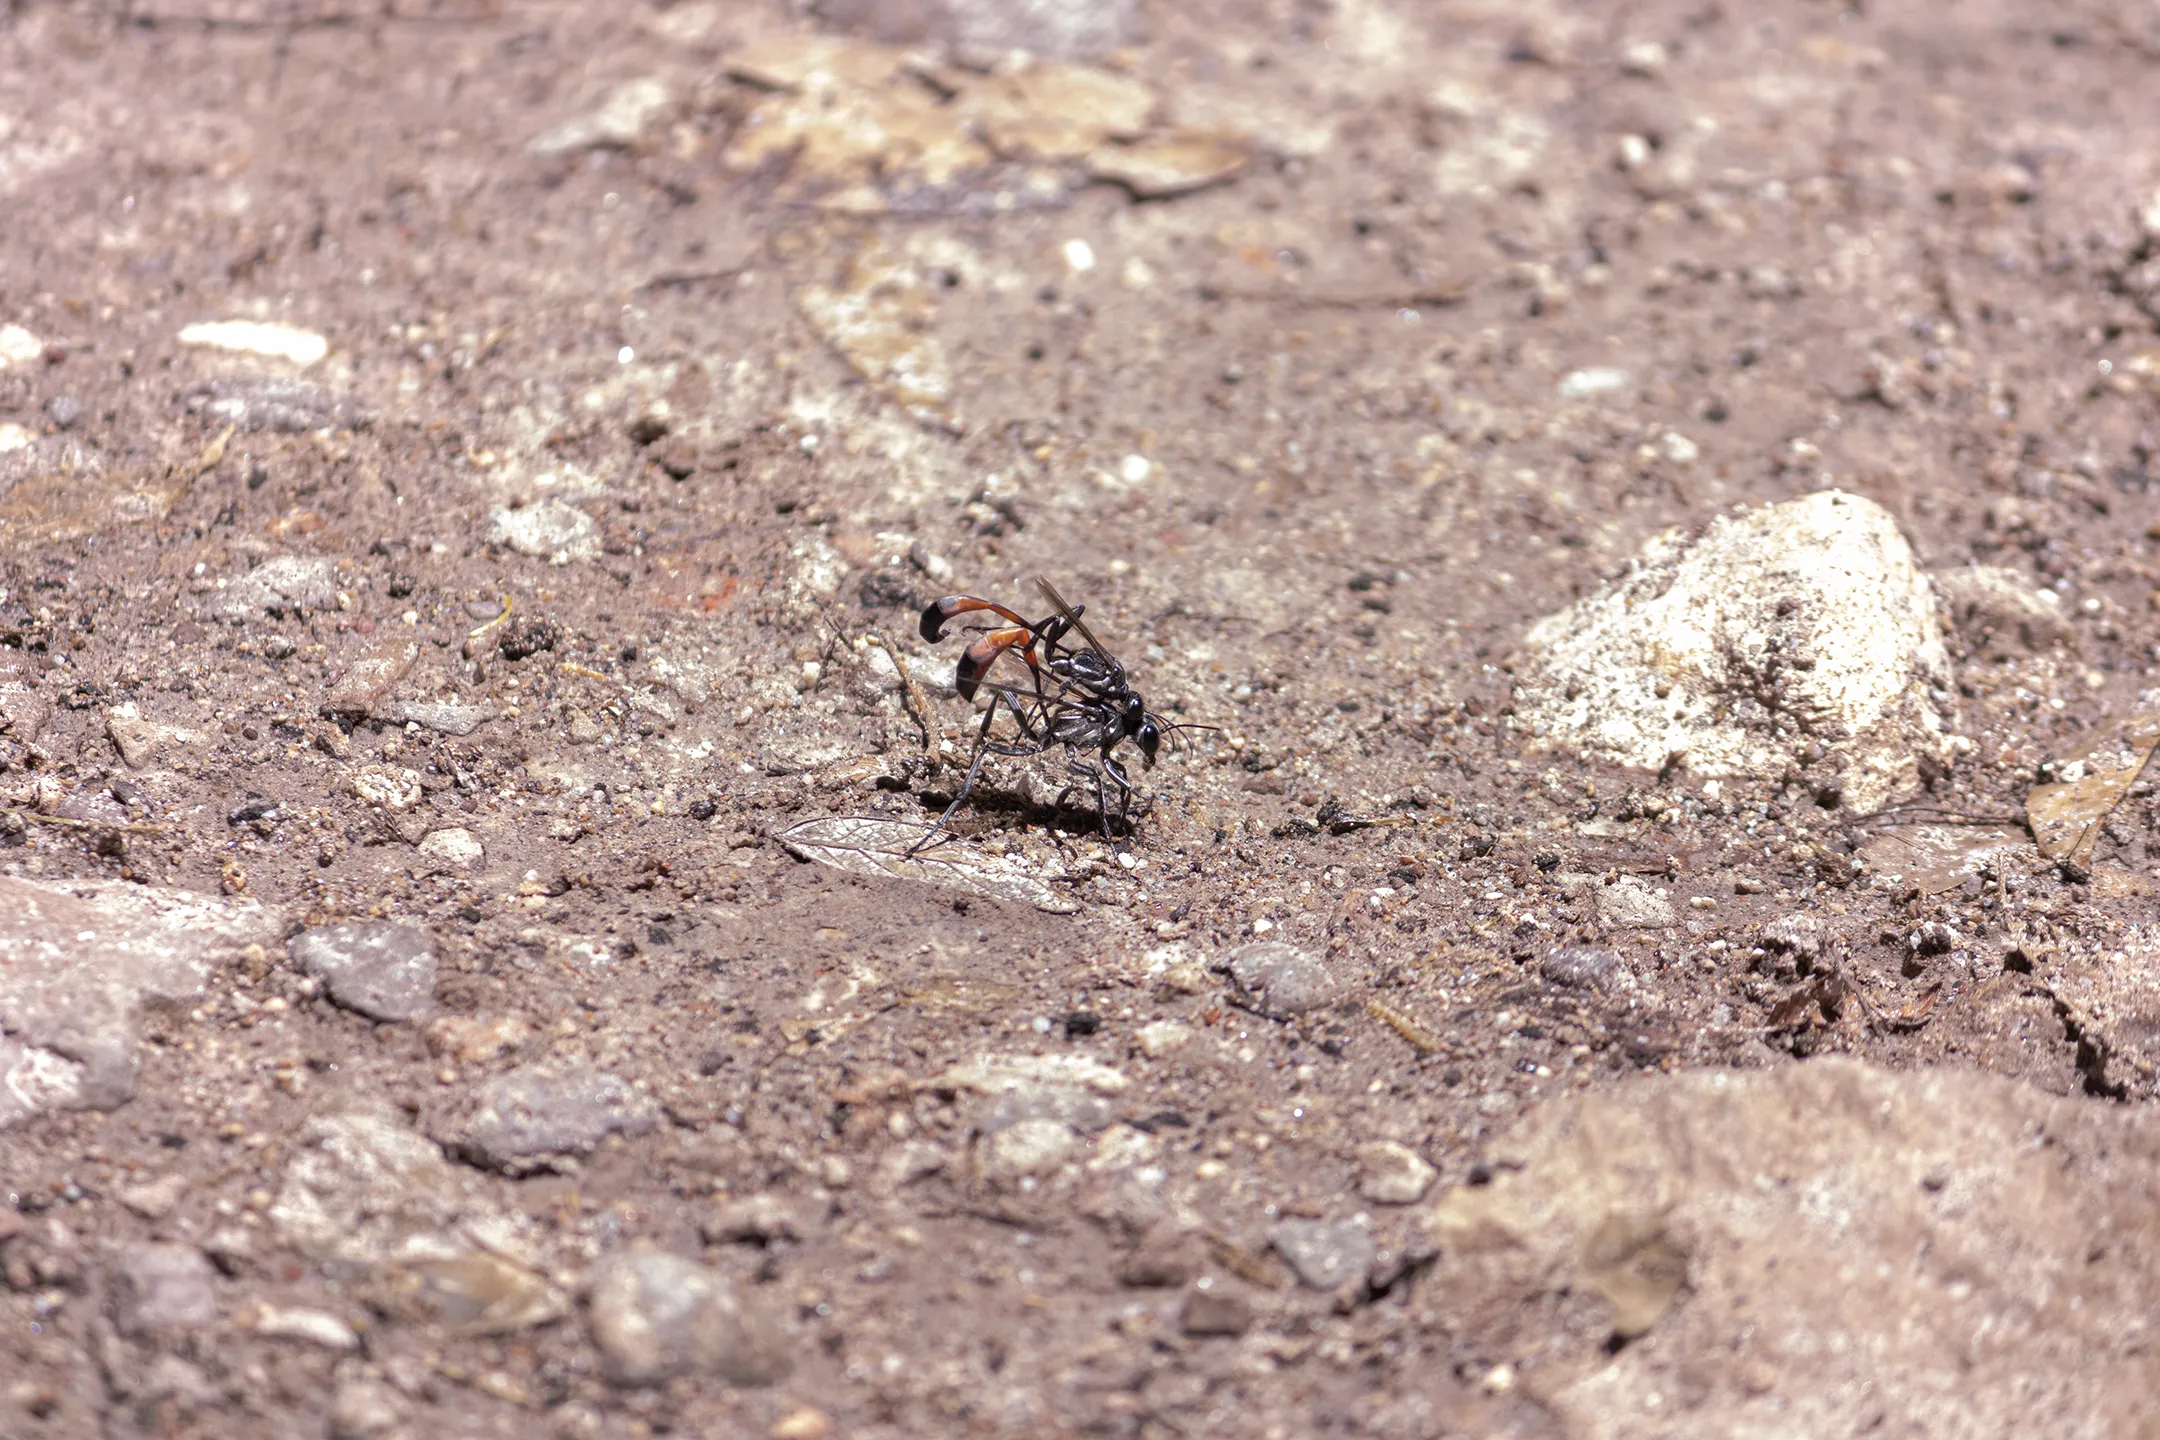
[[775, 815, 1078, 913], [1859, 824, 2032, 895], [2026, 714, 2160, 863], [1088, 131, 1249, 198]]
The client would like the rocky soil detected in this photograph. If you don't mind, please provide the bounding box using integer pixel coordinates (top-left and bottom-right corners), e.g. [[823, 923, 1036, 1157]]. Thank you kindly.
[[3, 1, 2160, 1436]]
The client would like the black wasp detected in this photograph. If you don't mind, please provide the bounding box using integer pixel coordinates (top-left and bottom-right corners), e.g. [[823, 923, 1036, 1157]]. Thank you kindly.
[[909, 576, 1209, 853]]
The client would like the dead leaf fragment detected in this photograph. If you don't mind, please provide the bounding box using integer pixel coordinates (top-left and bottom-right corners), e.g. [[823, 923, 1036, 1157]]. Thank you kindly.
[[1089, 132, 1249, 198], [1858, 824, 2032, 895], [775, 815, 1077, 912], [2026, 715, 2160, 863], [0, 426, 232, 553], [974, 63, 1155, 160]]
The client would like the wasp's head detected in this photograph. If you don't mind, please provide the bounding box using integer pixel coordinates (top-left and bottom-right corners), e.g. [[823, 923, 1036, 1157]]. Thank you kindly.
[[1132, 705, 1165, 766]]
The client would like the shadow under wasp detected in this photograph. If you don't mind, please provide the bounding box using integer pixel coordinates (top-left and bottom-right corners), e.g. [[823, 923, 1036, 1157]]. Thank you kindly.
[[908, 576, 1213, 855]]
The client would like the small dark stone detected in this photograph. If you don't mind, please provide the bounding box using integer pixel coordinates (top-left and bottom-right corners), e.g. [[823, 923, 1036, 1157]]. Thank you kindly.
[[1063, 1011, 1103, 1037], [628, 414, 671, 447], [498, 616, 561, 662], [689, 799, 717, 821], [226, 798, 279, 825], [110, 778, 143, 805], [857, 570, 917, 609], [649, 924, 674, 946], [620, 642, 639, 663], [1179, 1285, 1253, 1338], [1534, 851, 1560, 872]]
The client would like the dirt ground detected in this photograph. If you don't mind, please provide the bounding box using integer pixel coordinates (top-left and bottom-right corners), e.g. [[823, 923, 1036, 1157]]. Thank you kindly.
[[2, 0, 2159, 1435]]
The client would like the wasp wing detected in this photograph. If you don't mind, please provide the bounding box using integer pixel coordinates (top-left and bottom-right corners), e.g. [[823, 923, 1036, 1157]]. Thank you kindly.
[[1034, 576, 1114, 663]]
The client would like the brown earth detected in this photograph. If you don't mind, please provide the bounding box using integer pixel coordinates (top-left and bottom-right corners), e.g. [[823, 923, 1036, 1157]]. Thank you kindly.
[[2, 0, 2159, 1436]]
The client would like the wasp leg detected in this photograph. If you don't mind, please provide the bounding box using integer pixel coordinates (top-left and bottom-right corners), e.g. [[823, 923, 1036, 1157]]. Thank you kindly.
[[1101, 752, 1135, 830], [907, 692, 1047, 856], [1058, 753, 1130, 848]]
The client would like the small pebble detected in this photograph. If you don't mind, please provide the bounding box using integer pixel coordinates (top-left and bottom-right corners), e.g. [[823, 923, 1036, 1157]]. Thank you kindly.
[[1180, 1283, 1254, 1337], [1218, 941, 1336, 1016], [585, 1250, 789, 1387], [110, 1244, 218, 1338], [1357, 1141, 1437, 1205], [1271, 1217, 1375, 1290], [770, 1407, 833, 1440]]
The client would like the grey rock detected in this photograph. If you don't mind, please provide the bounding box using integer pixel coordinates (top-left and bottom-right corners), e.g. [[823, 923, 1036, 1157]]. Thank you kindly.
[[489, 500, 600, 565], [585, 1250, 789, 1387], [0, 877, 279, 1127], [110, 1244, 217, 1338], [817, 0, 1139, 58], [379, 699, 494, 735], [1937, 565, 2073, 653], [1271, 1217, 1375, 1290], [1762, 914, 1829, 962], [202, 555, 339, 623], [321, 639, 419, 718], [289, 923, 437, 1022], [455, 1064, 658, 1171], [985, 1116, 1077, 1178], [268, 1107, 470, 1263], [1179, 1283, 1254, 1337], [1218, 940, 1337, 1017], [1540, 946, 1621, 988], [180, 374, 365, 433], [1595, 877, 1675, 929], [1429, 1058, 2160, 1436]]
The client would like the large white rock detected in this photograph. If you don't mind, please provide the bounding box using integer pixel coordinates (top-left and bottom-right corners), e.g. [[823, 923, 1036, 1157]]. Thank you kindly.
[[1426, 1059, 2160, 1437], [0, 878, 280, 1126], [1515, 490, 1951, 812]]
